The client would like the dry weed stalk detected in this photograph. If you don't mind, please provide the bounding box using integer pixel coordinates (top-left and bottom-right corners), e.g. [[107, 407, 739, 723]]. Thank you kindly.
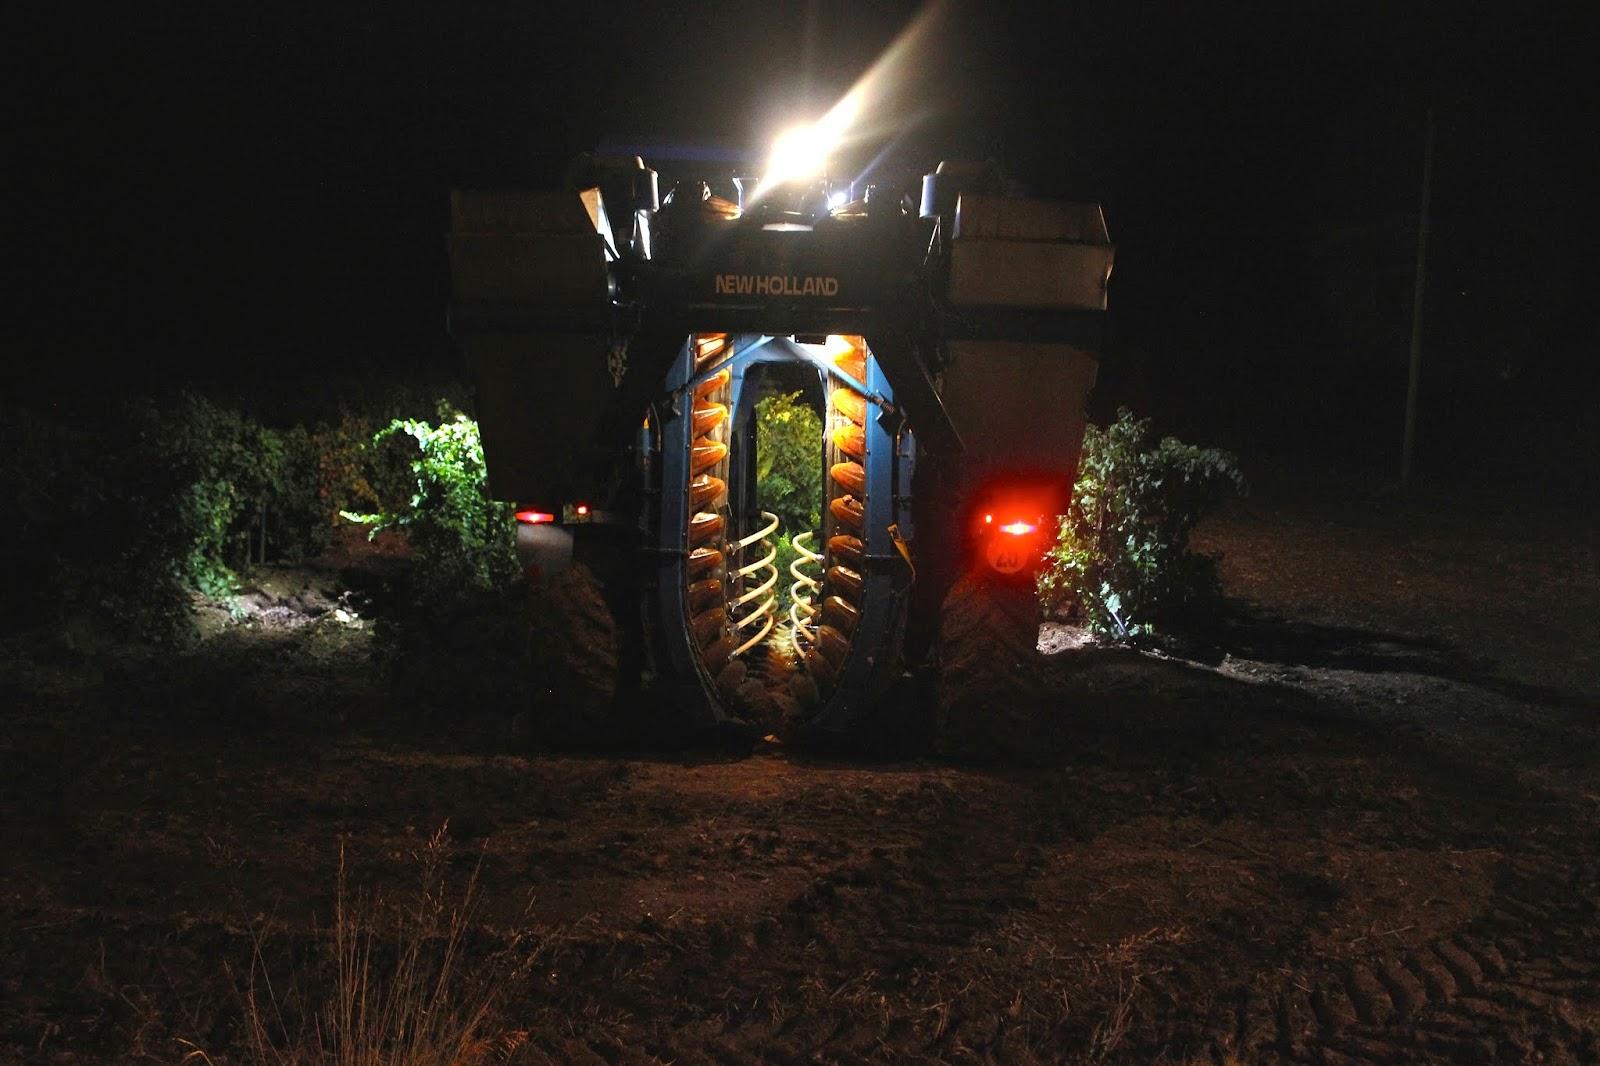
[[201, 822, 538, 1065], [1086, 924, 1189, 1061]]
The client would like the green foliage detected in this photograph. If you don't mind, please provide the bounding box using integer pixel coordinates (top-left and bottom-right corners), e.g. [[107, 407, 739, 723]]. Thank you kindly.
[[346, 407, 519, 599], [770, 531, 800, 619], [0, 401, 191, 639], [136, 393, 290, 598], [756, 390, 822, 535], [1038, 409, 1245, 638], [2, 394, 297, 641], [756, 390, 823, 615], [2, 387, 496, 644], [272, 415, 375, 562]]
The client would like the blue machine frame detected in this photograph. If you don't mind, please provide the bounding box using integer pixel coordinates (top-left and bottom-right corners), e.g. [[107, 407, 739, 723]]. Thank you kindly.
[[647, 333, 915, 731]]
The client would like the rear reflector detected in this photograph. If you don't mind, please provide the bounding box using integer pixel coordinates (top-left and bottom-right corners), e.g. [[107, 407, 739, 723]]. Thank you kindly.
[[515, 509, 556, 525]]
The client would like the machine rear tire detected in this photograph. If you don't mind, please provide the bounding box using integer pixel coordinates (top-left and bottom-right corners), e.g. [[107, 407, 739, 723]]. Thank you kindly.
[[527, 562, 622, 742], [934, 571, 1045, 761]]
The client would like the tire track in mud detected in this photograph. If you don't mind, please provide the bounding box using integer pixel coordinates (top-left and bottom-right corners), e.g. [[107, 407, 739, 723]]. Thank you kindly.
[[515, 775, 1055, 1063], [704, 777, 1052, 1060], [514, 774, 1600, 1063], [1170, 849, 1600, 1064]]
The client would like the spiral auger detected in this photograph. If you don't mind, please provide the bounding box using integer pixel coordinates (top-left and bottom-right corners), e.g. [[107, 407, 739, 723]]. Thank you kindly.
[[730, 510, 780, 657], [787, 531, 824, 656], [801, 334, 871, 692], [685, 333, 740, 686]]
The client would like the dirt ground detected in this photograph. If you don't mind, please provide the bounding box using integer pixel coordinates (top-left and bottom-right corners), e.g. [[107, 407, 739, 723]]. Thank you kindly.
[[2, 490, 1597, 1063]]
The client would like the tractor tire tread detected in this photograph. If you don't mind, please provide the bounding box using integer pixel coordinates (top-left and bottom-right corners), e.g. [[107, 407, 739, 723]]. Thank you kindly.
[[934, 572, 1043, 761]]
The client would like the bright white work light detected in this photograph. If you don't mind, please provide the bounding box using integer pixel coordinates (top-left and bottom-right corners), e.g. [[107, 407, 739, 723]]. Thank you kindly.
[[746, 2, 945, 206], [764, 123, 831, 187], [754, 93, 860, 201]]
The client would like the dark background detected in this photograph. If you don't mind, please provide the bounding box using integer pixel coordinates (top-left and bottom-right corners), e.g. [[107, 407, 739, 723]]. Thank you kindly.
[[16, 1, 1597, 491]]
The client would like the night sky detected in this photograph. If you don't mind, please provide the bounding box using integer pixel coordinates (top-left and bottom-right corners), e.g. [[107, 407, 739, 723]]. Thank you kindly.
[[18, 1, 1598, 484]]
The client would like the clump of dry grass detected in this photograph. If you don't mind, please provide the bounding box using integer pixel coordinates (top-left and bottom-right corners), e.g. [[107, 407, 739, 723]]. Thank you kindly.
[[1086, 925, 1189, 1061], [188, 823, 538, 1065]]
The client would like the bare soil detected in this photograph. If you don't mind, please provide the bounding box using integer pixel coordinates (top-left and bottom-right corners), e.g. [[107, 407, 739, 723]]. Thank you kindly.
[[2, 491, 1597, 1063]]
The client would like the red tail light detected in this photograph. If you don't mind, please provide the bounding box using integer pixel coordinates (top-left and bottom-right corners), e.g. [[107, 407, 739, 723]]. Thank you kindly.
[[975, 478, 1065, 575], [515, 509, 555, 525], [980, 508, 1048, 575]]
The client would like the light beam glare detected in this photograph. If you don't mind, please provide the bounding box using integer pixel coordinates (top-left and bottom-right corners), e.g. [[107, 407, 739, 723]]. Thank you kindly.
[[750, 0, 949, 203]]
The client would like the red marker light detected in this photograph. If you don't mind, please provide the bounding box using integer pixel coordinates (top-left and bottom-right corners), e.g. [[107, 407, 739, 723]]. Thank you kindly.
[[515, 509, 555, 525], [998, 520, 1038, 536], [984, 513, 993, 524], [576, 504, 590, 516]]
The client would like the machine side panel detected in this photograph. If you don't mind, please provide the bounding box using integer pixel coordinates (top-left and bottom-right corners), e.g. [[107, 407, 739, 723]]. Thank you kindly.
[[940, 341, 1099, 477], [450, 188, 600, 235], [449, 189, 618, 505], [945, 194, 1114, 312], [448, 234, 609, 307], [947, 240, 1113, 311], [951, 195, 1109, 243], [466, 333, 613, 504]]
